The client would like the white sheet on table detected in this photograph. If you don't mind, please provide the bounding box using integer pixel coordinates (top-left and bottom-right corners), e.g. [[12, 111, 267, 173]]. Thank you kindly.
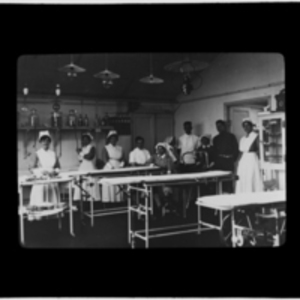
[[99, 170, 232, 186], [62, 166, 160, 178], [18, 176, 73, 186], [196, 190, 286, 209]]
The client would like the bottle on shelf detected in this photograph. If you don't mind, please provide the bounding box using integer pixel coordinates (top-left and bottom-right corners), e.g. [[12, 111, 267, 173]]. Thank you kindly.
[[67, 110, 76, 127], [52, 110, 62, 128], [95, 114, 100, 127], [84, 114, 89, 127], [78, 114, 83, 127], [29, 109, 39, 128], [101, 113, 109, 126]]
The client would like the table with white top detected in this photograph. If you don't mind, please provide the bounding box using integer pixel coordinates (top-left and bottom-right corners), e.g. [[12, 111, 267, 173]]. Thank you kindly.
[[196, 190, 286, 247], [99, 170, 235, 248], [63, 166, 162, 226], [18, 175, 75, 245]]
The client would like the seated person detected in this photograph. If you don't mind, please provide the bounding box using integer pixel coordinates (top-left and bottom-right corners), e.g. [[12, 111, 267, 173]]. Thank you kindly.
[[129, 136, 151, 166], [195, 135, 215, 195], [195, 135, 214, 171], [149, 143, 178, 217]]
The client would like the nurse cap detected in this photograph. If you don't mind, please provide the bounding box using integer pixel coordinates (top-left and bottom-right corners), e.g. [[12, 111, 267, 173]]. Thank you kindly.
[[38, 130, 52, 142], [107, 130, 118, 140], [82, 132, 94, 141]]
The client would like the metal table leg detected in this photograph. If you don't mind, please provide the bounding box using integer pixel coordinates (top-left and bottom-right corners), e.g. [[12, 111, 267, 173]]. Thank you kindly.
[[145, 188, 149, 249], [128, 187, 131, 244], [197, 204, 201, 235], [19, 187, 25, 245], [231, 209, 236, 248], [69, 180, 74, 236], [58, 192, 62, 230]]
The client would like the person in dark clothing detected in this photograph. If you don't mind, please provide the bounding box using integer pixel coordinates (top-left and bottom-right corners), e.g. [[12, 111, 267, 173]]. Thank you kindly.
[[212, 120, 239, 193], [195, 135, 215, 195]]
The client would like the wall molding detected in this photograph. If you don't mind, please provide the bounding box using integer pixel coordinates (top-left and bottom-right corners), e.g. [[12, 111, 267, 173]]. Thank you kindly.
[[178, 81, 285, 104]]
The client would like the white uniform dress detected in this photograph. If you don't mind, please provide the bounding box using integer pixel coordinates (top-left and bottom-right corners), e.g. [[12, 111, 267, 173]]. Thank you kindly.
[[235, 131, 263, 193], [129, 147, 151, 165], [73, 144, 101, 201], [29, 148, 60, 207], [102, 144, 124, 202]]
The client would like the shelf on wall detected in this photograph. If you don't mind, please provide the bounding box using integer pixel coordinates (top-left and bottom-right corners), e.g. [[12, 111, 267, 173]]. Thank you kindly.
[[18, 126, 114, 132]]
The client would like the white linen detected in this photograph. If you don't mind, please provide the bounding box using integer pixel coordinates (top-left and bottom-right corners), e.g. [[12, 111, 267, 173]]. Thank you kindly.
[[99, 170, 232, 186], [196, 190, 286, 210]]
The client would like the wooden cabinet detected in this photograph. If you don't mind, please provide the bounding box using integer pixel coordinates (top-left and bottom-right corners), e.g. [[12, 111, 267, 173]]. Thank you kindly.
[[131, 113, 174, 154], [258, 112, 286, 190]]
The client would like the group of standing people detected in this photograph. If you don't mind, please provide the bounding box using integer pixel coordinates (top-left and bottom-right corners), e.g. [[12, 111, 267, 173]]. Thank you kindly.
[[27, 116, 263, 214]]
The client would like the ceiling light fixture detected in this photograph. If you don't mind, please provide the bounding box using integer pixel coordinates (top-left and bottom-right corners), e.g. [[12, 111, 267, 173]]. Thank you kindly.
[[59, 54, 86, 77], [94, 54, 120, 89], [140, 53, 164, 84]]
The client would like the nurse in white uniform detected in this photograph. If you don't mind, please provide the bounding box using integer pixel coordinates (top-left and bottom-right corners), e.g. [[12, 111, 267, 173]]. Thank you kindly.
[[29, 131, 61, 210], [73, 132, 101, 202], [101, 130, 125, 202], [235, 119, 263, 193]]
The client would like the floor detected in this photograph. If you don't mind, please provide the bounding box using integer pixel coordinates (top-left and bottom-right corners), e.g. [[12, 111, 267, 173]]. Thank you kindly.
[[21, 201, 227, 248]]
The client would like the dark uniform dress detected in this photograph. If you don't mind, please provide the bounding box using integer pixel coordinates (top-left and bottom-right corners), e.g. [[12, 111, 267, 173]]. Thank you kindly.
[[212, 131, 239, 193]]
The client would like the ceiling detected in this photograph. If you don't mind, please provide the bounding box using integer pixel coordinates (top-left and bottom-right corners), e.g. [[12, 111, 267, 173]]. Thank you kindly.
[[17, 53, 219, 103]]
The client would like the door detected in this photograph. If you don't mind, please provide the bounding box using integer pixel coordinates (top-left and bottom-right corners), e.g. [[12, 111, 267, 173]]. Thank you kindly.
[[230, 107, 250, 144], [154, 114, 174, 145], [229, 105, 264, 143], [132, 114, 155, 154]]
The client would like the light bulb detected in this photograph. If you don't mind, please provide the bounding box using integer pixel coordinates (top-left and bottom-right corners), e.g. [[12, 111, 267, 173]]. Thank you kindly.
[[23, 86, 29, 96], [55, 84, 61, 97], [103, 79, 113, 89]]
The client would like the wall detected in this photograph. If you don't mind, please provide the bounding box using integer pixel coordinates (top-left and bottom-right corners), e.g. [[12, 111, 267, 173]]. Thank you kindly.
[[174, 53, 285, 138], [174, 53, 285, 190], [18, 96, 176, 175]]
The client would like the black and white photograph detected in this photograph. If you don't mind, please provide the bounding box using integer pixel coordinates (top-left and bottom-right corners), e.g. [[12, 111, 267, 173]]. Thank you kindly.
[[17, 52, 286, 249]]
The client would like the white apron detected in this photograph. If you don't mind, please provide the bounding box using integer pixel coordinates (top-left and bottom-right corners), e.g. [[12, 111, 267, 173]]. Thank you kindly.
[[102, 144, 124, 202], [73, 144, 101, 201], [235, 132, 263, 194], [29, 148, 61, 207]]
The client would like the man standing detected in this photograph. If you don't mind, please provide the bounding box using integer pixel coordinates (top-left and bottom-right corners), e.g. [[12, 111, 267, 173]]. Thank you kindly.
[[178, 121, 200, 173], [178, 121, 200, 217], [212, 120, 239, 193]]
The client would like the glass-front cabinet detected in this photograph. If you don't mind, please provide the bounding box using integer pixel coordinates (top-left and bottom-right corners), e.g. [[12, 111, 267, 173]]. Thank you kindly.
[[258, 112, 286, 190]]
